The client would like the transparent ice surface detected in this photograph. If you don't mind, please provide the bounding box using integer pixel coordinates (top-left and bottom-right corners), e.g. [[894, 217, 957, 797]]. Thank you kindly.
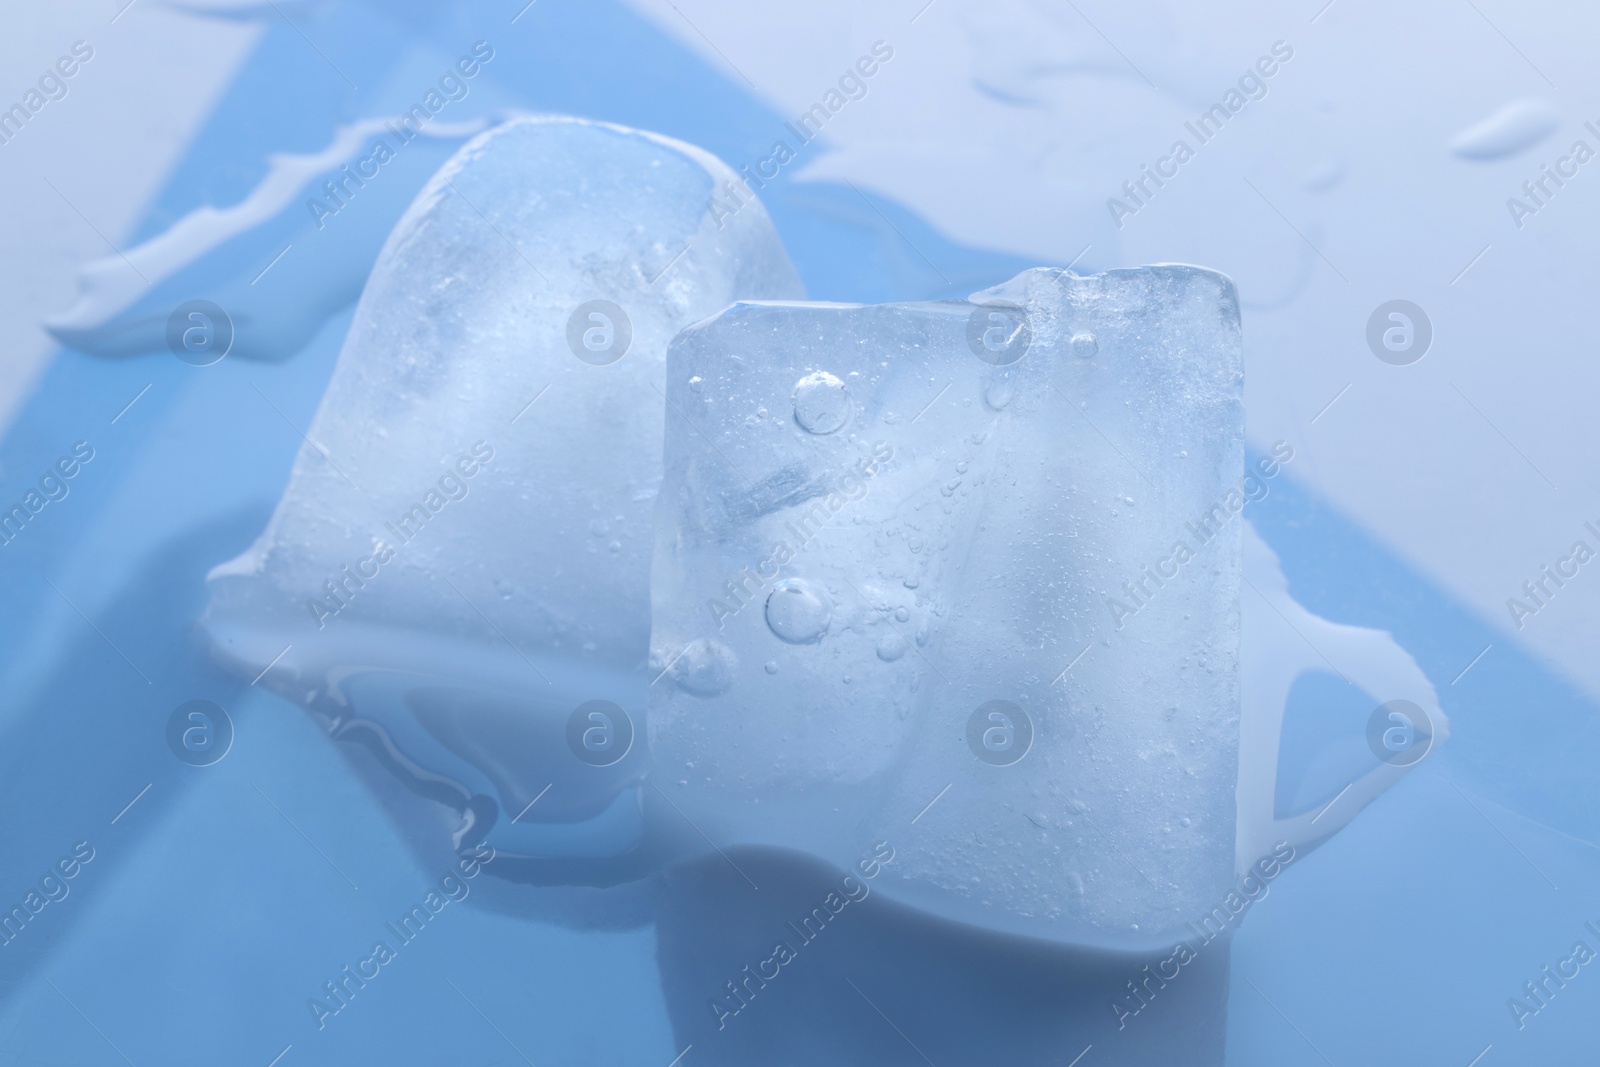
[[649, 265, 1243, 949], [202, 115, 802, 849]]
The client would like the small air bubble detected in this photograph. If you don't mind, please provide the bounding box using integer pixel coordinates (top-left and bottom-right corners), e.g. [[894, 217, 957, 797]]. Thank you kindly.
[[765, 578, 832, 643], [792, 371, 852, 434], [984, 382, 1013, 410]]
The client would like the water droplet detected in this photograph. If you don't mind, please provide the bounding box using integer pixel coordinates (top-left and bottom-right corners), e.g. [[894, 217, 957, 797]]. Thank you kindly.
[[608, 540, 622, 553], [1302, 158, 1345, 192], [876, 632, 909, 661], [1450, 97, 1557, 160], [792, 371, 852, 434], [984, 381, 1013, 410], [1070, 332, 1098, 358], [668, 638, 736, 697], [894, 606, 910, 622], [688, 375, 704, 392], [764, 661, 778, 675], [765, 578, 831, 643]]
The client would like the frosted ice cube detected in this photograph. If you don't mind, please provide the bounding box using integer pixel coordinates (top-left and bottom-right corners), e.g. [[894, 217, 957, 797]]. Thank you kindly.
[[203, 116, 802, 853], [648, 265, 1242, 949]]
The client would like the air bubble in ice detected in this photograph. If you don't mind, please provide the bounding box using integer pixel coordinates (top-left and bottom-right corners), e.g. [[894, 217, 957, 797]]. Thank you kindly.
[[765, 578, 832, 643], [792, 371, 852, 434]]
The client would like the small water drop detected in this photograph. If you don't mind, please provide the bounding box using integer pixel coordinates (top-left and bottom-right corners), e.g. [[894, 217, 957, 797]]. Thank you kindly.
[[984, 381, 1013, 410], [1070, 332, 1098, 358], [1302, 158, 1345, 192], [1450, 97, 1558, 161], [764, 661, 779, 675], [765, 578, 832, 643], [792, 371, 852, 434], [894, 606, 910, 623], [877, 632, 909, 661]]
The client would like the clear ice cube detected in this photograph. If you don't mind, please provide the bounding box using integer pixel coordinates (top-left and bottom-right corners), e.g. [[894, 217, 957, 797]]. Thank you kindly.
[[648, 266, 1243, 949], [203, 116, 803, 850]]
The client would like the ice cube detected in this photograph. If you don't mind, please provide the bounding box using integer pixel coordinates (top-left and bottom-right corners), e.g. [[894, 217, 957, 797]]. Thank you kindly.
[[203, 116, 803, 851], [648, 265, 1243, 949]]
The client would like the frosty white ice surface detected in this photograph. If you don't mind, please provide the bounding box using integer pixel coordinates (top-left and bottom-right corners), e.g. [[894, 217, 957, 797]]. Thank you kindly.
[[204, 116, 802, 850], [649, 266, 1242, 949]]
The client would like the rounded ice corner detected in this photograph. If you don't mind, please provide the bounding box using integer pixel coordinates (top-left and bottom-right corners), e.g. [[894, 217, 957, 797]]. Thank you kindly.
[[413, 113, 716, 211], [430, 115, 793, 266]]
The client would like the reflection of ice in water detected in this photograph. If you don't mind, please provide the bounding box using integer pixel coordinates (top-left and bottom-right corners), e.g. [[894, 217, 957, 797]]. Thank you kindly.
[[1237, 521, 1446, 871], [201, 115, 802, 856]]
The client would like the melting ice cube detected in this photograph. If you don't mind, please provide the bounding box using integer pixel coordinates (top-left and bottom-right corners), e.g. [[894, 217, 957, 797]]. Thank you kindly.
[[648, 265, 1243, 949], [203, 116, 802, 851]]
